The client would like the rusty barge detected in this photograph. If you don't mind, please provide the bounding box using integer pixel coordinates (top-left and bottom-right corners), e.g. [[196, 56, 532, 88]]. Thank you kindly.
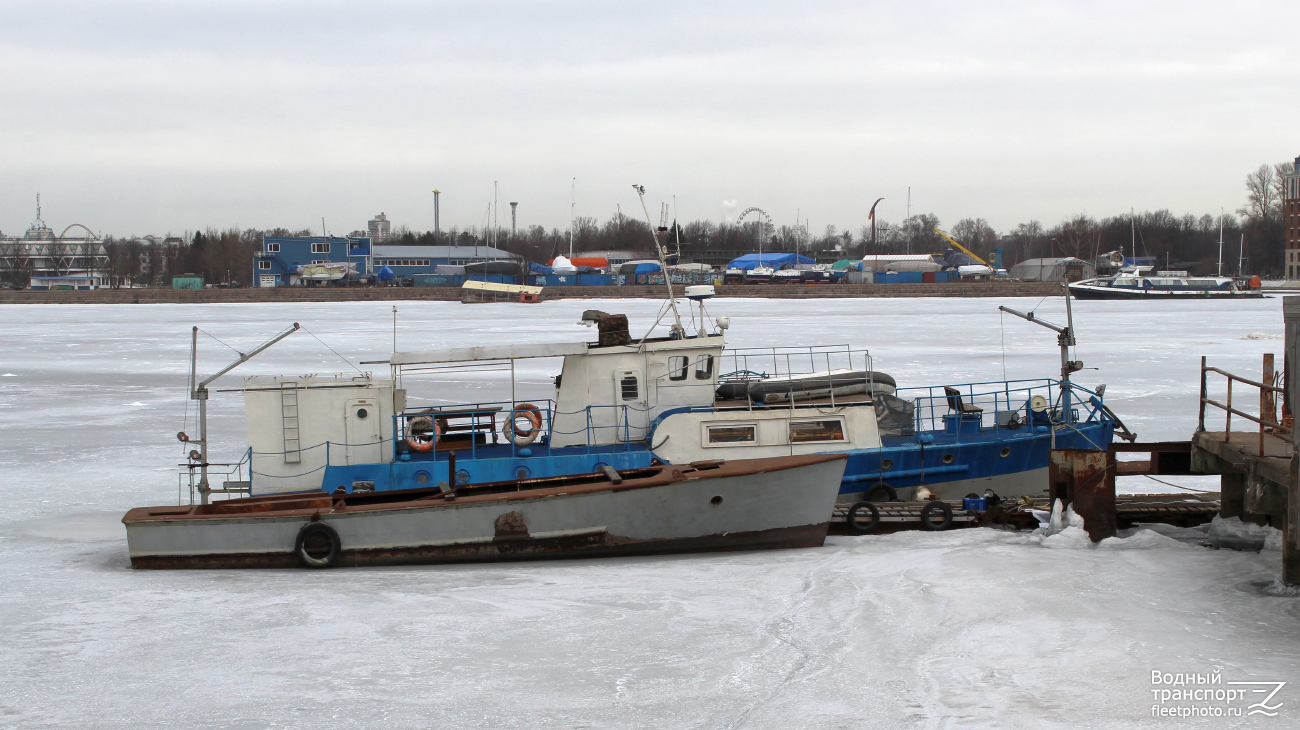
[[124, 454, 848, 569]]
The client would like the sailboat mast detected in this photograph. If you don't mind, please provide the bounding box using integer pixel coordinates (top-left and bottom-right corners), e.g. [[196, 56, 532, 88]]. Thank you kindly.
[[1130, 208, 1135, 263], [1217, 209, 1224, 277]]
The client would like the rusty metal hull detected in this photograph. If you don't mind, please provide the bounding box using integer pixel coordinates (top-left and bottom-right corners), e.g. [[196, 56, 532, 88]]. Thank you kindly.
[[123, 454, 847, 569]]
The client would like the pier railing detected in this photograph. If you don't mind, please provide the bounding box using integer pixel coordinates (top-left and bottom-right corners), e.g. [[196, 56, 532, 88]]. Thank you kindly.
[[1199, 354, 1287, 456]]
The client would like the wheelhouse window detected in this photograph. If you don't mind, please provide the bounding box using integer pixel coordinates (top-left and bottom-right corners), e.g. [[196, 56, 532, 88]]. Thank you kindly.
[[707, 424, 756, 444], [668, 356, 688, 381], [789, 419, 846, 443], [311, 242, 330, 254], [265, 242, 280, 253], [695, 354, 714, 379]]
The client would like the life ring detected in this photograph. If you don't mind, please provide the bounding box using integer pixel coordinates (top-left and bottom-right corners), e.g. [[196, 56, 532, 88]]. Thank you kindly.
[[920, 501, 954, 531], [405, 417, 440, 453], [295, 522, 341, 568], [506, 403, 543, 446], [846, 501, 880, 534]]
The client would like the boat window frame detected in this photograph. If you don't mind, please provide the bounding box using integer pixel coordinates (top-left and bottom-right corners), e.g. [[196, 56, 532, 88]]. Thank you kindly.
[[695, 354, 714, 380], [703, 421, 758, 446], [788, 417, 847, 444], [667, 356, 688, 381]]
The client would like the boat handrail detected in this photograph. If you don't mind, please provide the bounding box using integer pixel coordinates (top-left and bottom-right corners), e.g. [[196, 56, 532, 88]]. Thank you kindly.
[[900, 379, 1108, 440]]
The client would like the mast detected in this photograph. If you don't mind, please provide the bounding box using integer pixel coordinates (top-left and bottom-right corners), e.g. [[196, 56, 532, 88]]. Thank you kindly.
[[1130, 207, 1135, 263], [1217, 209, 1224, 277], [633, 185, 685, 339], [190, 323, 301, 503], [998, 284, 1081, 436], [568, 178, 576, 258]]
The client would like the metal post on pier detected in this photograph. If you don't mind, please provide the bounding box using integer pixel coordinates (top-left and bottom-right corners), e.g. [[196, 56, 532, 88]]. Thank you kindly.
[[1198, 355, 1207, 432], [1285, 296, 1300, 585]]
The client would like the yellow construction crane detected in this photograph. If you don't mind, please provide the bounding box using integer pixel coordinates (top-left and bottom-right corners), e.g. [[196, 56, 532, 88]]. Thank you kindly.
[[933, 228, 990, 267]]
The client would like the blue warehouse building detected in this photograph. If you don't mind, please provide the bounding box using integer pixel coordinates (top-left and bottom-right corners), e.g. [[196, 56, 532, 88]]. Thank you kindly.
[[370, 244, 517, 280], [255, 236, 373, 287]]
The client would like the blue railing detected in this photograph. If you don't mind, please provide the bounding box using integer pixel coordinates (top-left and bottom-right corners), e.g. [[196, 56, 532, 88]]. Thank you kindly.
[[900, 379, 1106, 441], [392, 399, 655, 464]]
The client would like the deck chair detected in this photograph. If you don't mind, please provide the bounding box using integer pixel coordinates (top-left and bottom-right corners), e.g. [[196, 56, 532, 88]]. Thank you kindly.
[[944, 387, 983, 414]]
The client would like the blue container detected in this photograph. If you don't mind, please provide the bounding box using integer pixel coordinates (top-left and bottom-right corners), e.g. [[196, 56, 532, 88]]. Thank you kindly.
[[899, 271, 924, 284], [963, 497, 988, 511]]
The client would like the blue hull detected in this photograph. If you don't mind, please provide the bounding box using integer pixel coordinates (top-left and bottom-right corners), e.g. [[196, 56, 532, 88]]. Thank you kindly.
[[309, 421, 1113, 501]]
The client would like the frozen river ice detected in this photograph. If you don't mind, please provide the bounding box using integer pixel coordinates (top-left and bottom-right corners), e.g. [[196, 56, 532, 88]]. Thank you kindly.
[[1, 296, 1297, 728]]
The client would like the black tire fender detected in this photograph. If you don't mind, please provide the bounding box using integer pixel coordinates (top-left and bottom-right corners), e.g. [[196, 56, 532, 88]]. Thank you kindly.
[[296, 522, 341, 568], [864, 483, 898, 503], [920, 501, 953, 531], [846, 501, 880, 535]]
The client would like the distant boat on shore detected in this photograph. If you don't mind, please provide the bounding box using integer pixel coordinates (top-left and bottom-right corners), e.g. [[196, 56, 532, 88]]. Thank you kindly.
[[1068, 268, 1263, 299]]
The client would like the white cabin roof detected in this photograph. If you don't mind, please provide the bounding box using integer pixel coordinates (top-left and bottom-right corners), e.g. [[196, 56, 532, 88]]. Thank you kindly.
[[388, 342, 589, 366]]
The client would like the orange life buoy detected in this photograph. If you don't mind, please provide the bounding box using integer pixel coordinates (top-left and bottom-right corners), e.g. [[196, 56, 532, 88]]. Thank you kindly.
[[405, 417, 440, 453], [506, 403, 543, 446]]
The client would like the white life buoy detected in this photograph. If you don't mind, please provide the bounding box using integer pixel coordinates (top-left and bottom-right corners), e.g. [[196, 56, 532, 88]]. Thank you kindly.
[[506, 403, 543, 446]]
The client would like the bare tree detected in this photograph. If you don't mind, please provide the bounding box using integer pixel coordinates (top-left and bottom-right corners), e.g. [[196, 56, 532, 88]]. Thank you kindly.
[[1013, 220, 1043, 263], [1238, 164, 1279, 222], [950, 218, 999, 258], [1052, 215, 1100, 259]]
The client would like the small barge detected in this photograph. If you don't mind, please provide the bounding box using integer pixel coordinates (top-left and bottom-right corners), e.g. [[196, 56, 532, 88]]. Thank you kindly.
[[124, 454, 847, 569]]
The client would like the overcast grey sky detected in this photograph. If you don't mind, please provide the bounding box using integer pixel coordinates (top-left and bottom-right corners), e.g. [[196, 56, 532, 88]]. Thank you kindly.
[[2, 0, 1297, 238]]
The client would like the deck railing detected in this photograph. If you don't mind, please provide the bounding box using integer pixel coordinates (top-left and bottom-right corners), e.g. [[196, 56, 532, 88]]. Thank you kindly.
[[1199, 354, 1287, 456]]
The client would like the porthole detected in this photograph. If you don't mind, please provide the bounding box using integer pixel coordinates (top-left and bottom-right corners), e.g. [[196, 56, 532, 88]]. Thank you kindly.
[[942, 453, 955, 465], [710, 495, 723, 506], [880, 459, 894, 471], [414, 470, 431, 485], [999, 447, 1011, 458], [356, 407, 369, 420], [455, 469, 471, 485], [516, 467, 530, 480]]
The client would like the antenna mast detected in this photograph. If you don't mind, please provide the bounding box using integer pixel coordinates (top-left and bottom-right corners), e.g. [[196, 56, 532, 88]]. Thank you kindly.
[[633, 185, 684, 339], [1217, 209, 1225, 277]]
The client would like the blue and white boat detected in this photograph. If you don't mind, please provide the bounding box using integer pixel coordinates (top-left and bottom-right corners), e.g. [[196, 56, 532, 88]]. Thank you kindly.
[[1068, 267, 1262, 299], [191, 287, 1128, 508]]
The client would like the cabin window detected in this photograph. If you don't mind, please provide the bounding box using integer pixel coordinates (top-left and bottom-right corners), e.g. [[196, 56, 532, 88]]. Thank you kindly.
[[620, 375, 639, 400], [695, 354, 714, 379], [668, 356, 688, 381], [265, 242, 280, 253], [789, 419, 846, 443], [311, 242, 330, 254], [707, 424, 756, 444]]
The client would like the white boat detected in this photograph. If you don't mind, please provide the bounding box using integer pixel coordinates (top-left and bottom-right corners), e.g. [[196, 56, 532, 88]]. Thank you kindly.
[[1068, 268, 1263, 299], [745, 266, 774, 284], [294, 262, 354, 281]]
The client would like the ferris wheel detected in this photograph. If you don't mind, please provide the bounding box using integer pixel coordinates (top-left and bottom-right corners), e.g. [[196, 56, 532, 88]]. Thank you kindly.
[[736, 207, 773, 253]]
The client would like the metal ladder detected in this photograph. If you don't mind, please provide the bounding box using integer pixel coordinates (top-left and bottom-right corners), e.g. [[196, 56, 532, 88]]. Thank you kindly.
[[280, 382, 301, 463]]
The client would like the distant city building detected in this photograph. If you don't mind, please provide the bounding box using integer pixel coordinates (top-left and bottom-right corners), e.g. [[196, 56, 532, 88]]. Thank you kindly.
[[1286, 155, 1300, 279], [368, 213, 391, 243], [0, 195, 108, 289]]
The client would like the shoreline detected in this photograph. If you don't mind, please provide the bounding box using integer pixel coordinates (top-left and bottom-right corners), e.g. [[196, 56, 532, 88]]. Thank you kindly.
[[0, 281, 1064, 304]]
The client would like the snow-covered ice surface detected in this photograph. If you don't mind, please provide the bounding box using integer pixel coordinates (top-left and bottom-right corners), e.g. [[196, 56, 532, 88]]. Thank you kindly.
[[1, 296, 1298, 728]]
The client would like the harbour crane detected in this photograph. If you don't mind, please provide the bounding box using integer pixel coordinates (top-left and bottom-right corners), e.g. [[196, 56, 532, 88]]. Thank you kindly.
[[933, 228, 991, 267]]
